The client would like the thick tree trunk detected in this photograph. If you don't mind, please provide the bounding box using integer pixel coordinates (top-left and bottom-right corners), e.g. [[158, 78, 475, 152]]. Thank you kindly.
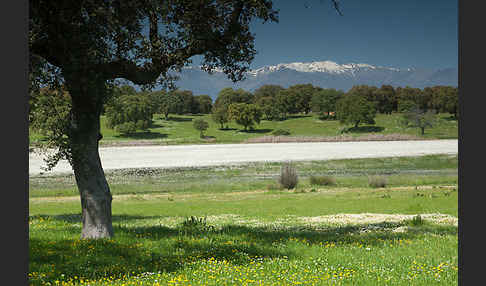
[[71, 125, 114, 239], [65, 74, 114, 239]]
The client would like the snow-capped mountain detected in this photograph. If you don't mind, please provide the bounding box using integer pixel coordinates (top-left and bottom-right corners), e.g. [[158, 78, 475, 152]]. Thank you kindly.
[[167, 60, 457, 99], [246, 61, 382, 76]]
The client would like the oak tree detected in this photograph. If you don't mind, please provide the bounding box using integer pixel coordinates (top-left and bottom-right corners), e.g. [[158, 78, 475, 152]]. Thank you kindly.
[[336, 94, 377, 128], [30, 0, 278, 238], [228, 103, 262, 131]]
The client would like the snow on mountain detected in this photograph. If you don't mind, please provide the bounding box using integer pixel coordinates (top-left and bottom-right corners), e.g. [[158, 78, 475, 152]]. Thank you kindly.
[[245, 61, 383, 76], [173, 60, 457, 99]]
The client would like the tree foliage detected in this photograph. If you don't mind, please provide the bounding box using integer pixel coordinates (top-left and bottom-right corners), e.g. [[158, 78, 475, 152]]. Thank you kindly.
[[105, 93, 154, 134], [228, 103, 262, 131], [374, 85, 396, 114], [336, 94, 377, 128], [214, 87, 254, 110], [253, 84, 284, 120], [149, 90, 181, 119], [286, 84, 317, 114], [195, 95, 213, 114], [193, 118, 209, 138], [401, 107, 437, 135], [211, 105, 230, 129], [311, 88, 343, 119], [29, 88, 73, 170]]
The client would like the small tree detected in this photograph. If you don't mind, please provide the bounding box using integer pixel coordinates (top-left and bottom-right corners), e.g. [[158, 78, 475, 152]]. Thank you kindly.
[[336, 94, 377, 128], [150, 90, 181, 120], [211, 105, 230, 129], [228, 103, 262, 131], [256, 96, 280, 121], [193, 119, 209, 138], [401, 107, 437, 135]]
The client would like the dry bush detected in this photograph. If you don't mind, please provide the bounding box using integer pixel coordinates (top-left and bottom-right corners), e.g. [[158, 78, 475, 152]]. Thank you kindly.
[[368, 176, 387, 188], [266, 183, 282, 191], [310, 175, 336, 186], [278, 161, 298, 189]]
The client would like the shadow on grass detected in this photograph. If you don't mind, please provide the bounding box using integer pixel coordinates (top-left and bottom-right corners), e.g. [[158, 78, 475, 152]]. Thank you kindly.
[[345, 126, 385, 133], [29, 214, 457, 285], [218, 127, 238, 131], [166, 116, 193, 122], [149, 123, 165, 129], [30, 214, 166, 224], [239, 128, 273, 134], [115, 131, 168, 140], [442, 115, 458, 121], [287, 114, 313, 119]]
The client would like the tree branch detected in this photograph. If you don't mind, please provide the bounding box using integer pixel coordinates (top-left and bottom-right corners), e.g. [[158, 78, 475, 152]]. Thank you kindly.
[[99, 1, 246, 85], [30, 37, 63, 68]]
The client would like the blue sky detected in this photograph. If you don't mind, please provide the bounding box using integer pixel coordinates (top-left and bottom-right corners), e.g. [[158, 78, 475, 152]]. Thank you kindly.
[[194, 0, 457, 70]]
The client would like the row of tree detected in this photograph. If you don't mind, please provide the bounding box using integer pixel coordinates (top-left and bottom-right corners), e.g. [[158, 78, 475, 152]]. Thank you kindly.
[[31, 82, 458, 136], [207, 83, 458, 131], [211, 84, 458, 121]]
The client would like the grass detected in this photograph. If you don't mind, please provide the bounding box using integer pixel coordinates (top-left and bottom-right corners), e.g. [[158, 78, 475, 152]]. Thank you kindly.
[[29, 112, 458, 146], [29, 154, 458, 199], [29, 155, 458, 285]]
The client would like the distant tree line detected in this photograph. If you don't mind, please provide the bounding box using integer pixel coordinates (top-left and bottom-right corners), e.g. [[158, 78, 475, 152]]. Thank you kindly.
[[209, 83, 458, 131], [30, 83, 458, 135]]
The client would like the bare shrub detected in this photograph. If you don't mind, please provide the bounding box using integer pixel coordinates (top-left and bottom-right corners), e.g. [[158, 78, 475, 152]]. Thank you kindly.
[[278, 161, 298, 189], [310, 175, 336, 186], [369, 176, 387, 188], [266, 183, 282, 191]]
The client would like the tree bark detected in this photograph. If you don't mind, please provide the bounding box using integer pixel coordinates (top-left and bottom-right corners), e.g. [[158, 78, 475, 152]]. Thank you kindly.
[[66, 75, 114, 239]]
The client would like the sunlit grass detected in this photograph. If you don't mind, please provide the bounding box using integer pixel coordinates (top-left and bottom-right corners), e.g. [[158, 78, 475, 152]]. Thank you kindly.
[[29, 113, 458, 146], [29, 155, 458, 285], [29, 212, 458, 286]]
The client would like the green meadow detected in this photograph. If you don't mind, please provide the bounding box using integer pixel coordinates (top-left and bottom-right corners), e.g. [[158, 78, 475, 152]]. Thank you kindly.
[[29, 112, 458, 147], [29, 155, 458, 285]]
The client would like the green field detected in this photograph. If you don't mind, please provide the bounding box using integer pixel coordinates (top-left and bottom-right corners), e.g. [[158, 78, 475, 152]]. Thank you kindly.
[[29, 112, 458, 147], [29, 155, 458, 285]]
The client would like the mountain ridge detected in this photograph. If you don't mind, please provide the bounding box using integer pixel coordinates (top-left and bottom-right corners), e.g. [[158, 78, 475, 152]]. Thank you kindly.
[[166, 60, 457, 99]]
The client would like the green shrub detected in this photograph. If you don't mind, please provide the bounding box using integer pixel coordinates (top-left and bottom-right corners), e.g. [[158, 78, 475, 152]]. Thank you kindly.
[[193, 118, 209, 138], [272, 129, 291, 136], [310, 175, 336, 186], [114, 122, 137, 134], [368, 176, 387, 188], [179, 216, 214, 234], [407, 214, 424, 226], [278, 161, 298, 189]]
